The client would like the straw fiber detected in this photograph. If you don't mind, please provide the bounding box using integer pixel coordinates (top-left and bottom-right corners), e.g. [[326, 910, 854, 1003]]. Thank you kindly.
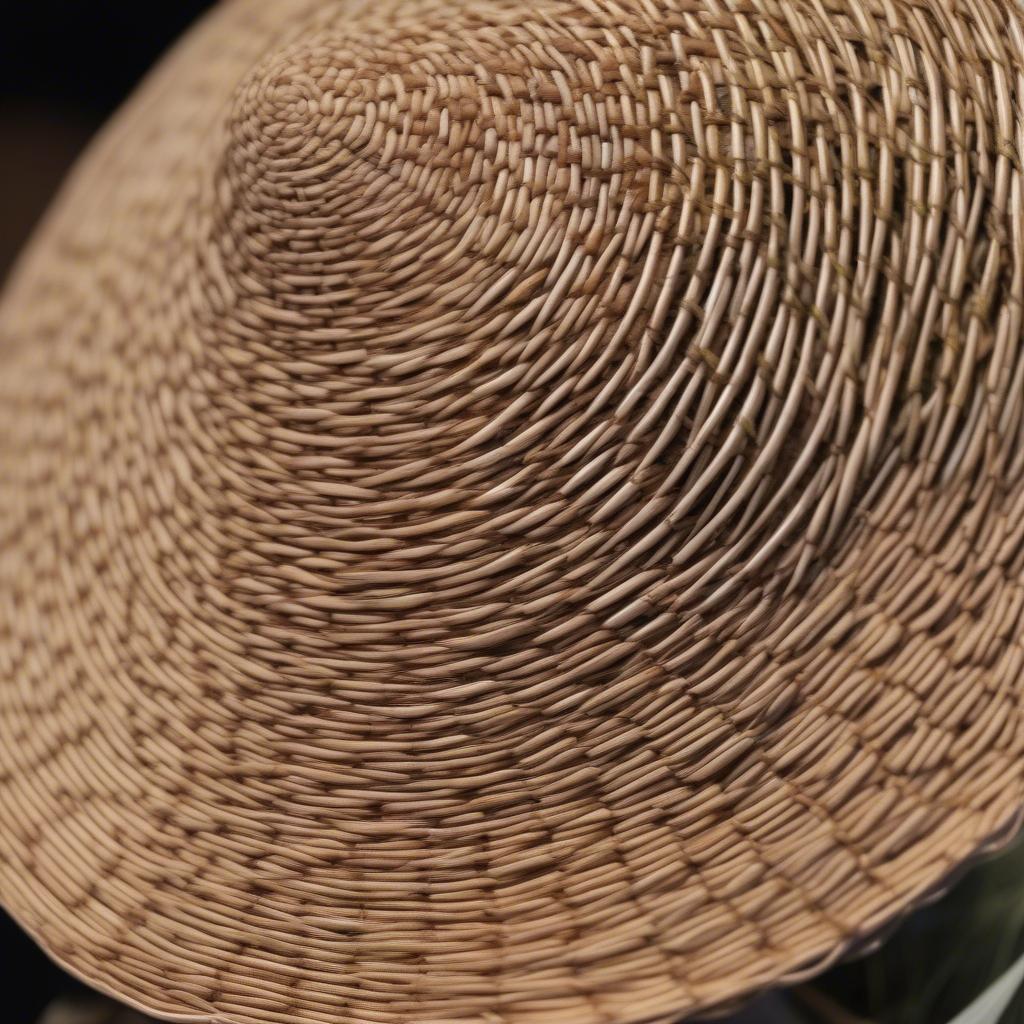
[[2, 0, 1024, 1021]]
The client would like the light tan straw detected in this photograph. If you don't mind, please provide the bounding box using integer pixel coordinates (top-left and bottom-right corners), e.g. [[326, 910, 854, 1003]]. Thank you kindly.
[[2, 0, 1024, 1022]]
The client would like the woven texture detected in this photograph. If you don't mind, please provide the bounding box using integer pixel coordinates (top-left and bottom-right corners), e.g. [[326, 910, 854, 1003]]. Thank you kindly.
[[2, 0, 1024, 1022]]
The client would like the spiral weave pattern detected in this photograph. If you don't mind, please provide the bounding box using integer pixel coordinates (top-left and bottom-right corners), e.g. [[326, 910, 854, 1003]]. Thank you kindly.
[[2, 1, 1024, 1022]]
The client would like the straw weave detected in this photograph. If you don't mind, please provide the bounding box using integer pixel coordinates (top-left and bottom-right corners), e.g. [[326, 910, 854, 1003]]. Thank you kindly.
[[2, 0, 1024, 1022]]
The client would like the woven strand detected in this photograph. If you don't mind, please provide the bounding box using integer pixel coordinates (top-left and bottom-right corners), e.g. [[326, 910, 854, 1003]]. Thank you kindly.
[[2, 0, 1024, 1022]]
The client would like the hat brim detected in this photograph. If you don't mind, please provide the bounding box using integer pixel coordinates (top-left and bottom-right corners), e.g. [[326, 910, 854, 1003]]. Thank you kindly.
[[3, 1, 1024, 1022]]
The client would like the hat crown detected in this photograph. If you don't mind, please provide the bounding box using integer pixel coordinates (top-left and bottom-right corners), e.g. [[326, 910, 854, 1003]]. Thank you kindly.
[[2, 2, 1024, 1023]]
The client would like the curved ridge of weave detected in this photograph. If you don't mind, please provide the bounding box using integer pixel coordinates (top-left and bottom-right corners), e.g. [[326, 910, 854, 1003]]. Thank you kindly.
[[2, 0, 1024, 1022]]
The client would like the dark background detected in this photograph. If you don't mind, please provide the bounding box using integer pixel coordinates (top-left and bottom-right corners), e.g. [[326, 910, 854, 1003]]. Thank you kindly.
[[0, 4, 215, 281], [1, 7, 214, 1017]]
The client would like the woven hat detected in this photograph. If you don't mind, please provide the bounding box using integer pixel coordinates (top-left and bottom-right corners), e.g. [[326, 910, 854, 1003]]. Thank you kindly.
[[2, 0, 1024, 1021]]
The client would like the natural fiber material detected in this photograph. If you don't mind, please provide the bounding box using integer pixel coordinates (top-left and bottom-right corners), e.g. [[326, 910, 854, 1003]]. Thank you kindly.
[[2, 0, 1024, 1022]]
